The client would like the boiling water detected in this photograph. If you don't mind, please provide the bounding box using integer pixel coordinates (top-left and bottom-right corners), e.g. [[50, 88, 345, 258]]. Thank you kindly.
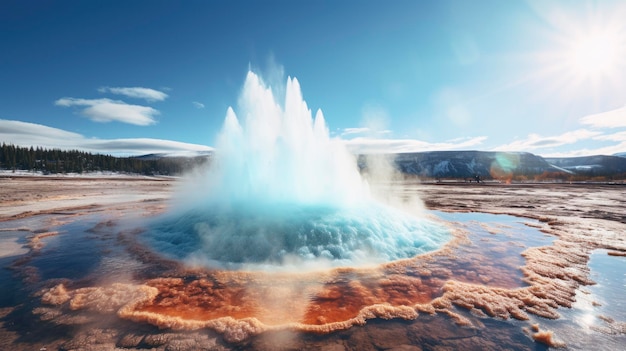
[[147, 72, 451, 270]]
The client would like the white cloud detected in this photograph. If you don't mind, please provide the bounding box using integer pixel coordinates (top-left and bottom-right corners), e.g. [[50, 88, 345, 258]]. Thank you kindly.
[[87, 138, 212, 155], [0, 120, 84, 148], [342, 136, 487, 154], [341, 127, 392, 137], [341, 127, 370, 136], [192, 101, 205, 109], [493, 129, 601, 152], [342, 103, 394, 138], [594, 130, 626, 142], [539, 141, 626, 158], [98, 86, 168, 102], [0, 119, 212, 156], [55, 97, 159, 126], [580, 106, 626, 128]]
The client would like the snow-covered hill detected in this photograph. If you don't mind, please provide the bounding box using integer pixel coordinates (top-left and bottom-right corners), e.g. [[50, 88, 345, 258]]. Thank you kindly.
[[360, 151, 626, 179]]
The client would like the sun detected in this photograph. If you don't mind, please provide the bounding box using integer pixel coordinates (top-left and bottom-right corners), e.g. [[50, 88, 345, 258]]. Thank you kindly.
[[526, 1, 626, 101], [567, 30, 623, 79], [529, 12, 626, 104]]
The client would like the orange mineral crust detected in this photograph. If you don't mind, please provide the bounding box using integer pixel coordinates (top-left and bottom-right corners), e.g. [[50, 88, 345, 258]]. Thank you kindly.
[[134, 270, 436, 330]]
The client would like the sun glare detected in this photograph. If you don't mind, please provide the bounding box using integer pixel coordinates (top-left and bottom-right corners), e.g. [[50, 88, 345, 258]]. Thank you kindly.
[[568, 30, 621, 78], [528, 2, 626, 104]]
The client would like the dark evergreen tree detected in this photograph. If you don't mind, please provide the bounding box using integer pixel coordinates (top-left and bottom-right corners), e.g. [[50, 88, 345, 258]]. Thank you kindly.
[[0, 143, 210, 175]]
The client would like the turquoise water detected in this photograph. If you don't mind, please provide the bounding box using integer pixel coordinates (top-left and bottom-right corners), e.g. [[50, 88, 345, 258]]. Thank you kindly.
[[145, 203, 452, 270]]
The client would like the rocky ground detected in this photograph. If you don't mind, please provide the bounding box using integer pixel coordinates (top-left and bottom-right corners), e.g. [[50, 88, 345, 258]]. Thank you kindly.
[[414, 182, 626, 225], [0, 175, 174, 222]]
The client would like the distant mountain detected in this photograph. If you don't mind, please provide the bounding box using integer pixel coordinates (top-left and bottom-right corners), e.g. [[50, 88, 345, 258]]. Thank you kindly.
[[545, 155, 626, 176], [131, 150, 626, 180], [133, 150, 213, 160], [133, 153, 169, 161], [388, 151, 559, 179], [130, 151, 212, 174], [359, 151, 626, 180], [614, 152, 626, 158]]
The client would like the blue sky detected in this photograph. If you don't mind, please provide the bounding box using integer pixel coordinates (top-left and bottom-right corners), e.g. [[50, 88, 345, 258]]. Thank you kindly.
[[1, 0, 625, 157]]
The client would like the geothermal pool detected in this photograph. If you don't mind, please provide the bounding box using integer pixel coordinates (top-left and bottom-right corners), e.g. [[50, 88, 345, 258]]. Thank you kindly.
[[1, 179, 625, 350]]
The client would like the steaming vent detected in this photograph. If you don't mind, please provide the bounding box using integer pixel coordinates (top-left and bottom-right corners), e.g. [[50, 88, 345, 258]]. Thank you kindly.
[[145, 71, 451, 271]]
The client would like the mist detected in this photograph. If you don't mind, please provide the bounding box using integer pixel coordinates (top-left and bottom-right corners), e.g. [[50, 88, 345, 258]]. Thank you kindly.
[[148, 71, 450, 271]]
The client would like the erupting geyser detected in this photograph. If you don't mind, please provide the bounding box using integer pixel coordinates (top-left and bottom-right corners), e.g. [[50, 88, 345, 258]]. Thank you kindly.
[[147, 71, 450, 270]]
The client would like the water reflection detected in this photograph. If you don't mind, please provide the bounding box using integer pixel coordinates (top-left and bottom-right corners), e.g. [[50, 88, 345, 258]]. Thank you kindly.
[[538, 249, 626, 350]]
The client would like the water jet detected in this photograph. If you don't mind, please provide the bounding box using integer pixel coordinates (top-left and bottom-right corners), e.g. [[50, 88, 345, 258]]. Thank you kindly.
[[146, 71, 451, 270]]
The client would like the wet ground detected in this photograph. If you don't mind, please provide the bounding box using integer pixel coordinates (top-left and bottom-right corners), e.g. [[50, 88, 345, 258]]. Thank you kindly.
[[0, 176, 624, 350]]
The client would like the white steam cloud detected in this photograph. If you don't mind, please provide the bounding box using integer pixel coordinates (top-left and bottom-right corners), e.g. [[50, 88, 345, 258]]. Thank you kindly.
[[150, 71, 451, 272]]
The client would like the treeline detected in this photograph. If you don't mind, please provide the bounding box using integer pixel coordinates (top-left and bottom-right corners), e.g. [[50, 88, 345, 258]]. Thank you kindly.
[[0, 143, 209, 175]]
